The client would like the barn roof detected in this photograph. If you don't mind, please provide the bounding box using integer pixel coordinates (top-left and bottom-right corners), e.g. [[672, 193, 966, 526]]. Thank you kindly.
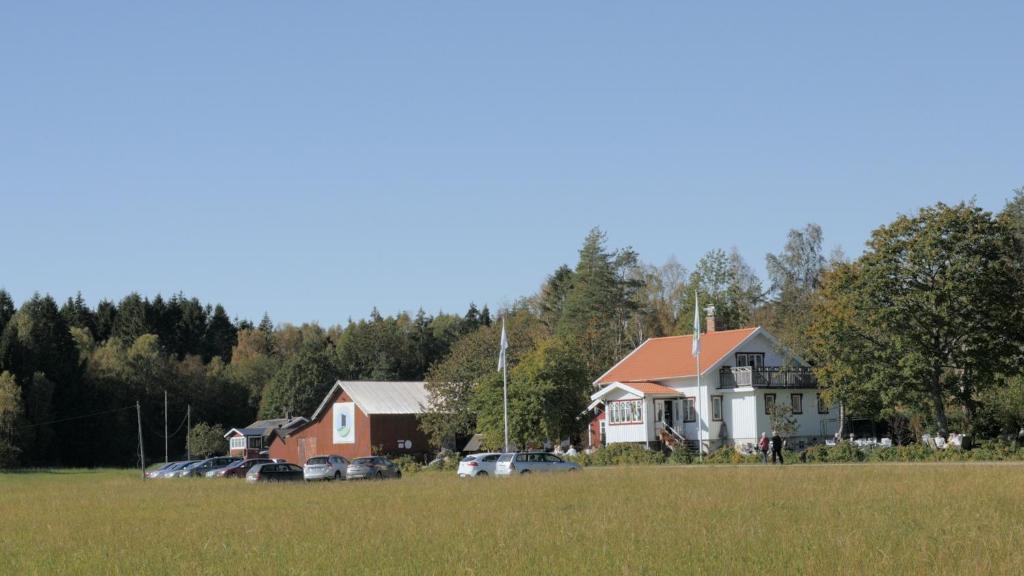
[[224, 417, 308, 439], [310, 380, 429, 421]]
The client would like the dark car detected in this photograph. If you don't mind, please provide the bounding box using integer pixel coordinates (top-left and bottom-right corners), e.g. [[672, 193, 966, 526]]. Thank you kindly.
[[346, 456, 401, 480], [246, 462, 304, 483], [180, 456, 241, 478], [211, 458, 272, 478]]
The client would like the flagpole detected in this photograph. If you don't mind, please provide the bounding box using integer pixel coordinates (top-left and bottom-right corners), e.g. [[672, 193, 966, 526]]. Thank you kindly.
[[696, 345, 703, 463], [499, 318, 510, 453], [503, 353, 510, 453]]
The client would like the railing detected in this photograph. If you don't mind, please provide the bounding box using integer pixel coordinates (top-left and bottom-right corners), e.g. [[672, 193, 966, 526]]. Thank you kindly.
[[718, 366, 818, 389]]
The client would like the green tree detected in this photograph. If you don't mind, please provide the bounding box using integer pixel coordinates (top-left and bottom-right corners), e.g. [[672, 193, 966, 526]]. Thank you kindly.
[[205, 304, 237, 362], [678, 249, 763, 334], [187, 422, 227, 458], [0, 371, 24, 468], [258, 348, 337, 419], [0, 290, 17, 337], [420, 310, 548, 448], [556, 228, 643, 378], [765, 224, 828, 358], [809, 203, 1024, 436], [472, 338, 590, 449]]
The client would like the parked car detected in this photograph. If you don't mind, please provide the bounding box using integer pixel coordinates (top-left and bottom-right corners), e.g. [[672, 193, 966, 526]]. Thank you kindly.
[[161, 460, 201, 478], [180, 456, 241, 478], [495, 452, 580, 476], [145, 461, 180, 479], [304, 455, 350, 481], [457, 453, 502, 477], [246, 462, 304, 483], [212, 458, 273, 478], [346, 456, 401, 480]]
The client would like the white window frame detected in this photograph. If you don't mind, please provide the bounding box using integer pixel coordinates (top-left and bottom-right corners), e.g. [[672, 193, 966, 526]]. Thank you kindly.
[[229, 436, 245, 450]]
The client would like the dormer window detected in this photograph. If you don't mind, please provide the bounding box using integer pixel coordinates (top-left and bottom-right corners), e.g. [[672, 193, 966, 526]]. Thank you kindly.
[[736, 353, 764, 369]]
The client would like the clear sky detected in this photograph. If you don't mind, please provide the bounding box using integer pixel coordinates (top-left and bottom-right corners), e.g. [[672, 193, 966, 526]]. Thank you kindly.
[[1, 3, 1021, 326]]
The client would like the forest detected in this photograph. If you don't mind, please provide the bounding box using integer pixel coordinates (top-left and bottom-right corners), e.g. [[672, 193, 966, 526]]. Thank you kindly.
[[1, 190, 1023, 466]]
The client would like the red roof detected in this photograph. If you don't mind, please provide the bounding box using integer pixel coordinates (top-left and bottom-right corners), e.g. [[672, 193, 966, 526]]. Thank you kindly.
[[596, 327, 759, 385], [619, 382, 680, 395]]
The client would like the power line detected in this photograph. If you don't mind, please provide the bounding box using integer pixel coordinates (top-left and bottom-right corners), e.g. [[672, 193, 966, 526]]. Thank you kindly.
[[13, 405, 136, 431]]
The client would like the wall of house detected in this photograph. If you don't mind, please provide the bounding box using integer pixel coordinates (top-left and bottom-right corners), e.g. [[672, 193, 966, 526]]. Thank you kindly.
[[269, 389, 374, 463], [603, 389, 650, 444], [753, 390, 840, 446]]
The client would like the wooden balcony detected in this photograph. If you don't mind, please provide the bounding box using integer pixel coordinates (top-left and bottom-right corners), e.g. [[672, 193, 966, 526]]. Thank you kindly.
[[718, 366, 818, 389]]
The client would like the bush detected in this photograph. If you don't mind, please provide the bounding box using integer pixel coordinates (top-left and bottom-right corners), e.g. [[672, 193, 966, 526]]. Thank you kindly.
[[390, 455, 422, 475], [701, 446, 761, 465], [576, 444, 666, 466]]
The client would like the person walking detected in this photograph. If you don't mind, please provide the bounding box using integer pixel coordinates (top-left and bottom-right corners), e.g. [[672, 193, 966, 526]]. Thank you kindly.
[[758, 432, 770, 464], [771, 430, 784, 465]]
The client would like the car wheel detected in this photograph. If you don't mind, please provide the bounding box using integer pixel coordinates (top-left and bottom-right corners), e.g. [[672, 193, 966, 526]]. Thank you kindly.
[[395, 471, 402, 479], [334, 471, 342, 480], [376, 471, 383, 480], [476, 471, 487, 477], [520, 469, 531, 475]]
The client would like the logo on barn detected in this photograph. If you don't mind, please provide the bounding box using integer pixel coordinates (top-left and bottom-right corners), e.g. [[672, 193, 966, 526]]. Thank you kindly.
[[333, 402, 355, 444]]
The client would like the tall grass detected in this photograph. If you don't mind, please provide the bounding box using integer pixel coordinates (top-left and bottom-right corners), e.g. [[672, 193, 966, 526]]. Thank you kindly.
[[2, 464, 1023, 575]]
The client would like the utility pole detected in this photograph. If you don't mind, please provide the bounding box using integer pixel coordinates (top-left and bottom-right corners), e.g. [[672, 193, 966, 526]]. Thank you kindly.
[[136, 401, 145, 480], [186, 404, 191, 460], [164, 390, 168, 465]]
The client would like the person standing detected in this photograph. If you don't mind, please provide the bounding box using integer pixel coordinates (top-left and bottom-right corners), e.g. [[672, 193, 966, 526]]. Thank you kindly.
[[758, 432, 770, 464], [771, 431, 784, 465]]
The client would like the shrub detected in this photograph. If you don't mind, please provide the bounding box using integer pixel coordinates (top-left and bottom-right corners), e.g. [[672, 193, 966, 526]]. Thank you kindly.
[[701, 446, 760, 465], [578, 444, 666, 466], [390, 454, 422, 475]]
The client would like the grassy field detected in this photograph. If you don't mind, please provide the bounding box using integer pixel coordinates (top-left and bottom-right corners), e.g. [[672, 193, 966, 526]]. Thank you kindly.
[[2, 464, 1023, 575]]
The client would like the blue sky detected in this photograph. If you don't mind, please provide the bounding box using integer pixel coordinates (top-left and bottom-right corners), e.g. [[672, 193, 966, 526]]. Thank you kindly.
[[1, 3, 1021, 326]]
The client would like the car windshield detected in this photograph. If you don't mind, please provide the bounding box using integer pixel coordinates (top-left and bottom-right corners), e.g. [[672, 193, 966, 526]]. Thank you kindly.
[[307, 457, 329, 465], [351, 458, 374, 465]]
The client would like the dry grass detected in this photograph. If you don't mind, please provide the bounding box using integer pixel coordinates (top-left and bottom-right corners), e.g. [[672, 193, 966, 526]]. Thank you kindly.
[[2, 463, 1023, 575]]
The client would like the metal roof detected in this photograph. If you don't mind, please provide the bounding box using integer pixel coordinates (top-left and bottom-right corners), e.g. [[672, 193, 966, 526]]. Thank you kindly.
[[310, 380, 428, 421]]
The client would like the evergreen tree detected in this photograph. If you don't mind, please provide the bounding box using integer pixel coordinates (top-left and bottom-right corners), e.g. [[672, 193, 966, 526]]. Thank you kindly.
[[0, 371, 24, 468], [59, 292, 97, 339], [112, 293, 149, 344], [94, 299, 117, 342], [205, 304, 237, 362]]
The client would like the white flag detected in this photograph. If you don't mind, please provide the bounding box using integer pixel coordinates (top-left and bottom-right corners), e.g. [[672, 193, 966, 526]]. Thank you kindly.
[[691, 292, 701, 358], [498, 319, 508, 371]]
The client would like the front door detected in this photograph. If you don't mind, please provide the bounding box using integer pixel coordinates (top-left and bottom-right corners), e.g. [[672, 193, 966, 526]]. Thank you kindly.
[[663, 400, 674, 430]]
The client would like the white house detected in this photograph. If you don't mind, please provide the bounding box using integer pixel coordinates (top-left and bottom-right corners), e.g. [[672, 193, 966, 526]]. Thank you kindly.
[[587, 315, 839, 454]]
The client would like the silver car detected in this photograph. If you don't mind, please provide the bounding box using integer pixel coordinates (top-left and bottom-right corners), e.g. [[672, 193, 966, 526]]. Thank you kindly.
[[457, 453, 502, 477], [494, 452, 580, 476], [303, 455, 349, 481], [346, 456, 401, 480]]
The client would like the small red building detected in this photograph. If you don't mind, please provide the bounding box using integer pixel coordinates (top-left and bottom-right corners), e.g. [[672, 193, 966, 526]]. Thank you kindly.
[[224, 417, 308, 459], [268, 380, 431, 464]]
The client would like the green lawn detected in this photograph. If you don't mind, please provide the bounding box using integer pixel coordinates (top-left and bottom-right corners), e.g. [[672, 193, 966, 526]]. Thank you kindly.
[[2, 464, 1023, 575]]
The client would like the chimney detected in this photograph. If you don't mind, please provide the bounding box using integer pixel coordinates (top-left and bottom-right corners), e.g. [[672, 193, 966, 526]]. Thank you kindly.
[[704, 305, 716, 333]]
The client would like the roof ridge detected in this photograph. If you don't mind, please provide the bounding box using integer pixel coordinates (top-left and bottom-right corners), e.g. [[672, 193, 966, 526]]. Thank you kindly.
[[645, 326, 758, 340]]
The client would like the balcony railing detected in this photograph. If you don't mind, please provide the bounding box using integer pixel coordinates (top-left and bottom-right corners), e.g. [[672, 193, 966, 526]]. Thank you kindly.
[[718, 366, 818, 389]]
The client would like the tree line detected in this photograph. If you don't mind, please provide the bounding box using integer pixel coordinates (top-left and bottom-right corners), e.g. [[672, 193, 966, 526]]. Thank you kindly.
[[0, 290, 491, 467], [2, 188, 1022, 466]]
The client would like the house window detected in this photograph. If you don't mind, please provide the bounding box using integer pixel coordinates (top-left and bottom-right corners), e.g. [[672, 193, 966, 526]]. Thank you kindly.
[[247, 436, 262, 450], [764, 393, 776, 415], [229, 436, 245, 450], [736, 353, 765, 369], [711, 396, 723, 422], [684, 397, 697, 422], [608, 400, 642, 425], [817, 394, 830, 414], [791, 393, 803, 414]]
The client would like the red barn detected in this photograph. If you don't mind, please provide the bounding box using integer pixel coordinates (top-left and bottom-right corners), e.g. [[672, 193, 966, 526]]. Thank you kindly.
[[268, 380, 431, 464]]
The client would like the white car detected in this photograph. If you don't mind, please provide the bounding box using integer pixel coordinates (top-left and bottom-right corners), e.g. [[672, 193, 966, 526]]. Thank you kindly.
[[457, 453, 502, 477], [303, 455, 350, 481], [494, 452, 580, 476]]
